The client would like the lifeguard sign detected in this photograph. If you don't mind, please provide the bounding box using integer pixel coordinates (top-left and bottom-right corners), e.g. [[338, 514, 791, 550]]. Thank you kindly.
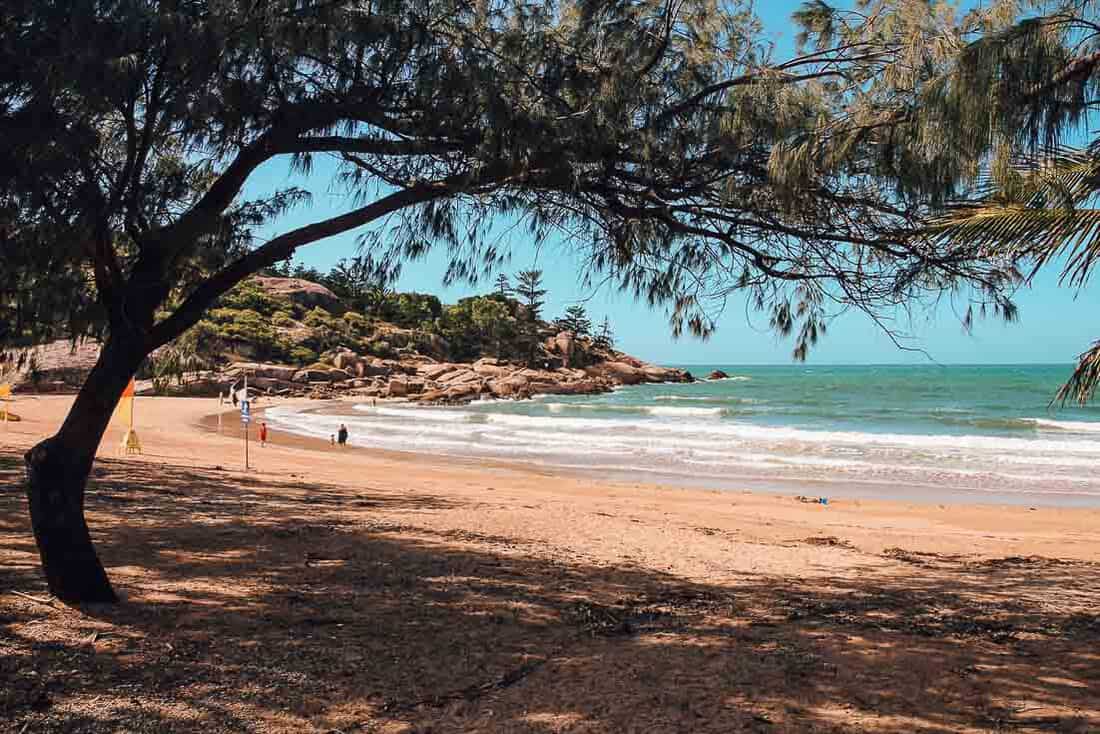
[[238, 374, 251, 469]]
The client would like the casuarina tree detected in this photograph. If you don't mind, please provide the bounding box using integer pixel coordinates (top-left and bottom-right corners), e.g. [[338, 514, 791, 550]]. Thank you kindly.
[[1, 0, 1023, 602]]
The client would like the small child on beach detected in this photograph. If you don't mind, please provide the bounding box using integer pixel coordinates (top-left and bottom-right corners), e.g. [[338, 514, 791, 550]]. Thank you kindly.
[[259, 421, 268, 447]]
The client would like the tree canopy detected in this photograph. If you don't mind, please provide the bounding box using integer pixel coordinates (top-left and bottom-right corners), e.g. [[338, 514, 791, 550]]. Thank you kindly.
[[898, 0, 1100, 404], [1, 0, 1025, 361]]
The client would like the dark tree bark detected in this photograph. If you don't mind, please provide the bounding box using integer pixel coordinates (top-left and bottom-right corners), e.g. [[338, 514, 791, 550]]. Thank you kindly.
[[24, 334, 146, 604]]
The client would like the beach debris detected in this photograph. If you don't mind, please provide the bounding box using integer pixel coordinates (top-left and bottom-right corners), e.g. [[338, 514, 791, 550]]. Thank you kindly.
[[9, 591, 57, 609], [380, 658, 548, 713], [802, 536, 854, 549]]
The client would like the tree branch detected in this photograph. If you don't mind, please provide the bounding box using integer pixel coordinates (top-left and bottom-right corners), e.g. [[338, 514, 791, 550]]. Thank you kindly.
[[281, 136, 465, 157]]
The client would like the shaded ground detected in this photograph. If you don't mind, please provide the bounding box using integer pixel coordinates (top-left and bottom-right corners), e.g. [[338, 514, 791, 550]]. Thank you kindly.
[[1, 451, 1098, 733]]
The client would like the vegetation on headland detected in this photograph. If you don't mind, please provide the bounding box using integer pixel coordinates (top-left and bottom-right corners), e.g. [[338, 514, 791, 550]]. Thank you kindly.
[[126, 264, 621, 391]]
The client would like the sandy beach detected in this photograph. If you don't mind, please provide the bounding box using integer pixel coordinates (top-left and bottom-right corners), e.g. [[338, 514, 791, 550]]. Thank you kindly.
[[2, 395, 1099, 733]]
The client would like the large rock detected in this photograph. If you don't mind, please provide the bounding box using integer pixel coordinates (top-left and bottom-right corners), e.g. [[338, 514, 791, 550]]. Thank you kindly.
[[331, 351, 360, 371], [293, 368, 337, 383], [385, 377, 424, 397], [418, 363, 459, 381], [414, 388, 448, 403], [251, 276, 344, 313], [413, 380, 485, 404], [585, 361, 645, 385], [487, 374, 529, 398], [708, 369, 729, 380], [642, 365, 693, 383], [226, 362, 299, 381], [446, 382, 484, 401], [379, 359, 419, 376], [248, 376, 296, 391], [529, 378, 608, 396], [472, 361, 510, 378], [435, 367, 481, 385], [546, 331, 577, 368]]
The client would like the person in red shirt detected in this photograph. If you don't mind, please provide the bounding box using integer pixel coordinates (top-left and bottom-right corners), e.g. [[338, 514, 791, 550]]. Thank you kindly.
[[259, 421, 268, 447]]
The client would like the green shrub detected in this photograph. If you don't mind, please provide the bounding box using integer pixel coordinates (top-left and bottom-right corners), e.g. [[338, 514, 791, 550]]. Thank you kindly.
[[368, 340, 394, 359], [272, 310, 296, 328], [303, 306, 337, 329], [287, 347, 316, 365], [218, 280, 294, 317]]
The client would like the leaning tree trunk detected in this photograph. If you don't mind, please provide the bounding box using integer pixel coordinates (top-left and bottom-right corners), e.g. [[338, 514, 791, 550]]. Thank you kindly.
[[24, 335, 147, 603]]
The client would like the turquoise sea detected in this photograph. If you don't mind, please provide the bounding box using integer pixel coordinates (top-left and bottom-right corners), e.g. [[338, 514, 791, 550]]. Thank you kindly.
[[267, 364, 1100, 506]]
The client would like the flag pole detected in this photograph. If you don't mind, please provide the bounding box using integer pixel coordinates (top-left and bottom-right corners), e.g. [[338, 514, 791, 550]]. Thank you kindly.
[[1, 383, 11, 431], [244, 372, 249, 470]]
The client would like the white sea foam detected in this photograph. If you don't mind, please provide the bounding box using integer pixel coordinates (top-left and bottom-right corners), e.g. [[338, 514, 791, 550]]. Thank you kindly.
[[644, 406, 724, 418], [1030, 418, 1100, 433], [653, 395, 761, 404], [263, 398, 1100, 502]]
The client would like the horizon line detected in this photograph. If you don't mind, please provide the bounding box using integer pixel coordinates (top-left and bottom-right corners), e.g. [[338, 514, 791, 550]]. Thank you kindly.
[[662, 361, 1076, 367]]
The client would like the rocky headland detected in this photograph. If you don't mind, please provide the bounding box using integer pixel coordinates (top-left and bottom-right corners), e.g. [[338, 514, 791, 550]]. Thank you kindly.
[[1, 276, 693, 405]]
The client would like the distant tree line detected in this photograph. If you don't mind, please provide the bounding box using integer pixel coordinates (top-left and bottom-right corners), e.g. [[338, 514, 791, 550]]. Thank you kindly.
[[246, 262, 618, 362]]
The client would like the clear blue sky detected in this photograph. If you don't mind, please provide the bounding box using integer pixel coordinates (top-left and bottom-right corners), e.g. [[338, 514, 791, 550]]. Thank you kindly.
[[240, 1, 1097, 366]]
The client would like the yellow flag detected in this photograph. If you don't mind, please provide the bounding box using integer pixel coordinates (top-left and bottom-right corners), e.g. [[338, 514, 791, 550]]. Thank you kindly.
[[114, 378, 135, 429]]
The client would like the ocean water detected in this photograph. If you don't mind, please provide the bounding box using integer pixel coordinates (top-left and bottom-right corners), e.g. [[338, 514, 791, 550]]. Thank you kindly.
[[264, 364, 1100, 506]]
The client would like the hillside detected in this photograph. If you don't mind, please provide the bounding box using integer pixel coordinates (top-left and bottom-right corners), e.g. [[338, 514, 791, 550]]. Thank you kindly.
[[2, 277, 692, 402]]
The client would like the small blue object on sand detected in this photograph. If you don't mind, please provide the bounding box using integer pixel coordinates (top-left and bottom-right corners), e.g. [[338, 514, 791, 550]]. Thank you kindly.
[[819, 497, 828, 505]]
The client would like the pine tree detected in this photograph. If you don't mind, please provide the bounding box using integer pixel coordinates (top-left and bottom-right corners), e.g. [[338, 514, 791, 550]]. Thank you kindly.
[[556, 305, 592, 337], [494, 273, 512, 297], [593, 317, 615, 352], [514, 271, 547, 321]]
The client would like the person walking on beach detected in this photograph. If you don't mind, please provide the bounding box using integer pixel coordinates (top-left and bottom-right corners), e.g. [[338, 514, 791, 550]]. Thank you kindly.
[[259, 421, 268, 447], [337, 423, 348, 447]]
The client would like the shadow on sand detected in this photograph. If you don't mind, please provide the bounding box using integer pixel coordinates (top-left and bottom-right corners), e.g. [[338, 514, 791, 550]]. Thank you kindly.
[[1, 453, 1098, 733]]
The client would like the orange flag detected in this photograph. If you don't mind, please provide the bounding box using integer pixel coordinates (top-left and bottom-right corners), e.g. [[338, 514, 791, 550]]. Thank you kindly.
[[114, 378, 136, 429]]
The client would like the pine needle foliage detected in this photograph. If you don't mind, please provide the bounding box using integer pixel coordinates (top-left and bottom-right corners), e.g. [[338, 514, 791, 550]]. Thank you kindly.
[[0, 0, 1027, 367], [903, 1, 1100, 403]]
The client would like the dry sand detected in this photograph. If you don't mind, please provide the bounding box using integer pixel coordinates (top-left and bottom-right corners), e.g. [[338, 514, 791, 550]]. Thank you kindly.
[[1, 395, 1098, 733]]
